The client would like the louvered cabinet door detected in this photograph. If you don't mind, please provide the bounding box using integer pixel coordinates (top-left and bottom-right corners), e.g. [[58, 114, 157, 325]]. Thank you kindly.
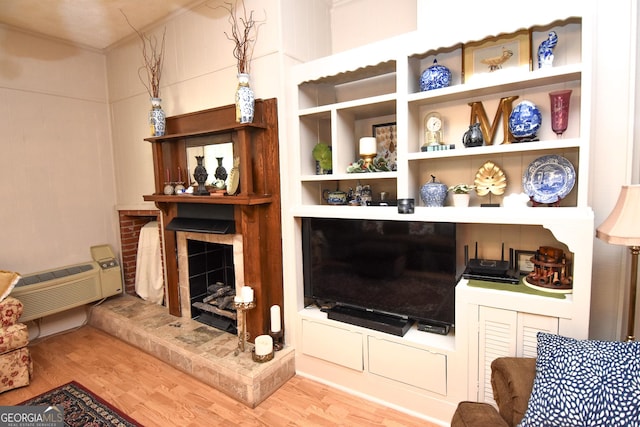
[[477, 306, 558, 404]]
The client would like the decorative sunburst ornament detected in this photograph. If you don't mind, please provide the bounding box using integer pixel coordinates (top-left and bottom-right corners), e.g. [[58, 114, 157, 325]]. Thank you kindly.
[[474, 161, 507, 200]]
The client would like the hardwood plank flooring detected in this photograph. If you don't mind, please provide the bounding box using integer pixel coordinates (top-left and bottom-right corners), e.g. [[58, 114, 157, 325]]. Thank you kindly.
[[0, 326, 438, 426]]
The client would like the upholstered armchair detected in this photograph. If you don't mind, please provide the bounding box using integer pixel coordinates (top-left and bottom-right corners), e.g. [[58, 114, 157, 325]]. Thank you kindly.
[[0, 271, 32, 393], [452, 333, 640, 427]]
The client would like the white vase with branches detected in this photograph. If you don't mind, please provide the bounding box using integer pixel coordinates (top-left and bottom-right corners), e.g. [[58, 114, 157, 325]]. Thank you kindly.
[[219, 1, 264, 123]]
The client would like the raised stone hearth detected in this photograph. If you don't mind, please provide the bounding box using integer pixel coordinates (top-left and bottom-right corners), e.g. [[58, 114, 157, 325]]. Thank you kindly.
[[89, 294, 295, 407]]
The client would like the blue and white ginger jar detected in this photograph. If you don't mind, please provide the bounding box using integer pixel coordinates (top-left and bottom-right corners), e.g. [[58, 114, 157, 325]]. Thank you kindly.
[[508, 101, 542, 140], [420, 175, 447, 207], [420, 59, 452, 91]]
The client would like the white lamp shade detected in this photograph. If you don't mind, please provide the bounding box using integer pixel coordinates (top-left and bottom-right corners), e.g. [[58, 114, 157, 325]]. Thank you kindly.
[[596, 185, 640, 246]]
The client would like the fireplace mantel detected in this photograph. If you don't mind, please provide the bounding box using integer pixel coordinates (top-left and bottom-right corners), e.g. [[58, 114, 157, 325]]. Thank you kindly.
[[143, 99, 283, 343]]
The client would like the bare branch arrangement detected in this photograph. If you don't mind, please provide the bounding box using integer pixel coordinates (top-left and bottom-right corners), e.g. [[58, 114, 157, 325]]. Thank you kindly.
[[217, 1, 265, 75], [121, 10, 166, 99]]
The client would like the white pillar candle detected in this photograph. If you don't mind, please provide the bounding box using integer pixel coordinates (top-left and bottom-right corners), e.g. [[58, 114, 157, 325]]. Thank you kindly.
[[233, 295, 242, 304], [241, 286, 254, 303], [254, 335, 273, 356], [270, 304, 281, 333], [359, 137, 377, 155]]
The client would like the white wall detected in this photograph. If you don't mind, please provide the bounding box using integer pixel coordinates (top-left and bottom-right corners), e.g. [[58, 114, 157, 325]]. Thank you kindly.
[[0, 26, 117, 273], [107, 0, 330, 209]]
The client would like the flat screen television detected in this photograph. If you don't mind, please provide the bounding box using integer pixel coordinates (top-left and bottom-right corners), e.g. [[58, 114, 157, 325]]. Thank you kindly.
[[302, 217, 457, 333]]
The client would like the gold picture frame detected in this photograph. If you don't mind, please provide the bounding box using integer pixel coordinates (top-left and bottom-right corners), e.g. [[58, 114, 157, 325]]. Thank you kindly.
[[372, 122, 397, 171], [463, 30, 531, 83]]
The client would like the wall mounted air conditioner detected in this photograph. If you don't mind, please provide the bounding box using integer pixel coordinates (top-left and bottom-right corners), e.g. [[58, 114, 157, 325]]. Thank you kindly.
[[11, 245, 122, 322]]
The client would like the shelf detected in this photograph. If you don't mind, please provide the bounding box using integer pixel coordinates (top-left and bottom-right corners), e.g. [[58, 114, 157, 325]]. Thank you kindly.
[[143, 194, 273, 206], [407, 138, 581, 160], [299, 93, 397, 118], [144, 122, 267, 143], [301, 171, 397, 182], [292, 205, 594, 227], [407, 63, 581, 106], [299, 306, 456, 352]]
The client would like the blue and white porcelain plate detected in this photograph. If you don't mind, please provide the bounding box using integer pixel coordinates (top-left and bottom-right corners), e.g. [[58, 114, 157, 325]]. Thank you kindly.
[[509, 100, 542, 139], [522, 155, 575, 204]]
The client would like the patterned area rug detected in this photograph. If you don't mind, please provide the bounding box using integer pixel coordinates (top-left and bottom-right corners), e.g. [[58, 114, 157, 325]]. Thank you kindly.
[[19, 381, 142, 426]]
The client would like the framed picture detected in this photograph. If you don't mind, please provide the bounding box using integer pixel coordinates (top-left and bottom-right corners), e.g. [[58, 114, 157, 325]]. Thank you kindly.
[[372, 122, 397, 171], [515, 250, 536, 276], [463, 30, 531, 83]]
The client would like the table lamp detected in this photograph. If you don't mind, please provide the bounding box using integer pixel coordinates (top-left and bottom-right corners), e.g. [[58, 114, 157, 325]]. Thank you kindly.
[[596, 184, 640, 341], [359, 137, 377, 168]]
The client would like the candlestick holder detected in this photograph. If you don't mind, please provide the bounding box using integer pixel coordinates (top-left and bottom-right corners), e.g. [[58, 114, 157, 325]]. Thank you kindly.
[[233, 300, 256, 355], [361, 153, 375, 168], [251, 348, 274, 363], [269, 329, 284, 351]]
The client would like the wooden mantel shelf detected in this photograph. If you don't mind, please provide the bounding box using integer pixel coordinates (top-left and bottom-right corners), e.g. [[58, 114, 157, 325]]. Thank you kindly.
[[143, 193, 273, 205], [143, 122, 267, 143]]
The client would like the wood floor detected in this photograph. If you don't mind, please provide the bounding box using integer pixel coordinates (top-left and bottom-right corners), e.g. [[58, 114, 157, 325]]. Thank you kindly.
[[0, 326, 438, 426]]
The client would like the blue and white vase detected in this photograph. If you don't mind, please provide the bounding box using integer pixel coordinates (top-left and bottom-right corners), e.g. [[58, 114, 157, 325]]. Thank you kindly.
[[509, 100, 542, 141], [149, 97, 166, 137], [420, 59, 452, 91], [235, 73, 255, 123]]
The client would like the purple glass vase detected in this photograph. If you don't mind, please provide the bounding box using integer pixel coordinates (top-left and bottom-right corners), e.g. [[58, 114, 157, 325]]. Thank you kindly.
[[549, 90, 572, 136]]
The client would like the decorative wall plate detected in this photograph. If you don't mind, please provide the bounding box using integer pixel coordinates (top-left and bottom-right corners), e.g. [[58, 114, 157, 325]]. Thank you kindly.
[[474, 161, 507, 196], [522, 155, 575, 204], [227, 157, 240, 195]]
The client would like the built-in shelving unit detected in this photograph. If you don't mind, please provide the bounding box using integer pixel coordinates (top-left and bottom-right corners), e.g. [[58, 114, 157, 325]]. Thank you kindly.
[[286, 8, 594, 424]]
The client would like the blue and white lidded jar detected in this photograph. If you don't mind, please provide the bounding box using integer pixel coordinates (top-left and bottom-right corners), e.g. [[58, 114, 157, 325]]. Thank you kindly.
[[420, 59, 452, 91]]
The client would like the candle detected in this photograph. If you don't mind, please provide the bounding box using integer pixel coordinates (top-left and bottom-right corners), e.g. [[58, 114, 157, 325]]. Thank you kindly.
[[177, 166, 181, 183], [255, 335, 273, 356], [359, 137, 377, 155], [241, 286, 254, 303], [166, 168, 170, 182], [270, 305, 281, 333], [234, 295, 242, 304]]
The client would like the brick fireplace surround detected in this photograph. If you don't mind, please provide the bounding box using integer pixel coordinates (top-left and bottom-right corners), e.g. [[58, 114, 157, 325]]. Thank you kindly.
[[117, 209, 163, 295]]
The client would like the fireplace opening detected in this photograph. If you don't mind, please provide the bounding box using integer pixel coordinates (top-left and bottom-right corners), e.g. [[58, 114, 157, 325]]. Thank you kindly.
[[187, 239, 237, 334]]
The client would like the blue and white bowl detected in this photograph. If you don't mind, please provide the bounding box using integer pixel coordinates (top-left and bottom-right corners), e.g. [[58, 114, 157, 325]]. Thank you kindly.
[[508, 100, 542, 140], [420, 59, 452, 91]]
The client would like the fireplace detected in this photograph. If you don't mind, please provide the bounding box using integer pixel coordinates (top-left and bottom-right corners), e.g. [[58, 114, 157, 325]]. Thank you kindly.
[[176, 230, 245, 333]]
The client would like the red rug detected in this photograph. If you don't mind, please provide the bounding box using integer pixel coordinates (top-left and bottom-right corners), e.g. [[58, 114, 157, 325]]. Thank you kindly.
[[19, 381, 142, 426]]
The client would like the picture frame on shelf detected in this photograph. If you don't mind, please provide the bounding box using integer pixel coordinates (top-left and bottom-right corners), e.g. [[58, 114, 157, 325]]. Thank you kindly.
[[463, 30, 531, 83], [372, 122, 397, 171], [515, 249, 536, 276]]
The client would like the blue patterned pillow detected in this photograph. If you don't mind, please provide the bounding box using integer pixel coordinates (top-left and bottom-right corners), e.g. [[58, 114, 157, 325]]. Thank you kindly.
[[519, 332, 640, 427]]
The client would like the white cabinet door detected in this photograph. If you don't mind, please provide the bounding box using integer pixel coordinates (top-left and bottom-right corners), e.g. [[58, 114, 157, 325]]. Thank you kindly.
[[368, 336, 447, 395], [477, 306, 558, 404], [301, 319, 364, 371]]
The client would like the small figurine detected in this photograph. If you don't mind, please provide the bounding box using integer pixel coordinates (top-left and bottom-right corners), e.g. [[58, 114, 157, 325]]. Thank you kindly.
[[537, 31, 558, 69]]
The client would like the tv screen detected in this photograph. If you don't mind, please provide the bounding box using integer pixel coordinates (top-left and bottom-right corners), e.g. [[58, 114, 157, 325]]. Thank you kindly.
[[302, 217, 457, 328]]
